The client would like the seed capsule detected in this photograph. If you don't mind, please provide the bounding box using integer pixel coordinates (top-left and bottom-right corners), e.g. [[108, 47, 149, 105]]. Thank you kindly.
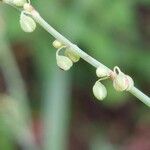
[[20, 11, 36, 32], [65, 49, 80, 63], [113, 74, 128, 91], [93, 81, 107, 101], [13, 0, 27, 6], [96, 66, 109, 78], [56, 55, 73, 71], [53, 40, 63, 49]]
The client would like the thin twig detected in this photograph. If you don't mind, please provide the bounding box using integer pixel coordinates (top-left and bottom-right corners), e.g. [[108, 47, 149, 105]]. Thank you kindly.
[[2, 2, 150, 107], [31, 8, 150, 107]]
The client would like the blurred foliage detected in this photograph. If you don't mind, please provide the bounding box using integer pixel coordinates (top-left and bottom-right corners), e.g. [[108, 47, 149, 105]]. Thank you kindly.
[[0, 0, 150, 150]]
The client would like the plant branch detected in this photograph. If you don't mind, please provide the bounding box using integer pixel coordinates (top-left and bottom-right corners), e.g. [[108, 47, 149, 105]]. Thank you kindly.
[[31, 10, 111, 71], [31, 9, 150, 107], [2, 2, 150, 107]]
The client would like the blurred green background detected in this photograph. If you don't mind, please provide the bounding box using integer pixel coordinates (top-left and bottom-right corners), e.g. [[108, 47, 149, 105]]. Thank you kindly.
[[0, 0, 150, 150]]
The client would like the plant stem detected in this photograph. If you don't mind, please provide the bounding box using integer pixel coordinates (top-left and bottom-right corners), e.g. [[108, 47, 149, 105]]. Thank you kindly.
[[129, 87, 150, 107], [32, 10, 110, 71], [2, 2, 150, 107], [31, 10, 150, 107]]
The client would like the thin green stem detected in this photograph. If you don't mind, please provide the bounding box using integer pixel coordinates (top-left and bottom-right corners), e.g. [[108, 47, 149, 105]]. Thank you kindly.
[[2, 1, 150, 107], [129, 87, 150, 107], [31, 9, 150, 107], [32, 11, 110, 71]]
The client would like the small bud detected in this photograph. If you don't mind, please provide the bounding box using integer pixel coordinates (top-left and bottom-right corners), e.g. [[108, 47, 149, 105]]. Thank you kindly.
[[53, 40, 63, 49], [65, 49, 80, 63], [13, 0, 27, 6], [113, 74, 128, 91], [56, 55, 73, 71], [93, 81, 107, 101], [20, 11, 36, 32], [113, 66, 134, 91], [96, 66, 109, 77]]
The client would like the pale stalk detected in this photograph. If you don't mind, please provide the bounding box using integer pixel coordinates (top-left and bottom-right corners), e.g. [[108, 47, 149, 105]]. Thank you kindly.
[[31, 9, 150, 107], [1, 2, 150, 107]]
